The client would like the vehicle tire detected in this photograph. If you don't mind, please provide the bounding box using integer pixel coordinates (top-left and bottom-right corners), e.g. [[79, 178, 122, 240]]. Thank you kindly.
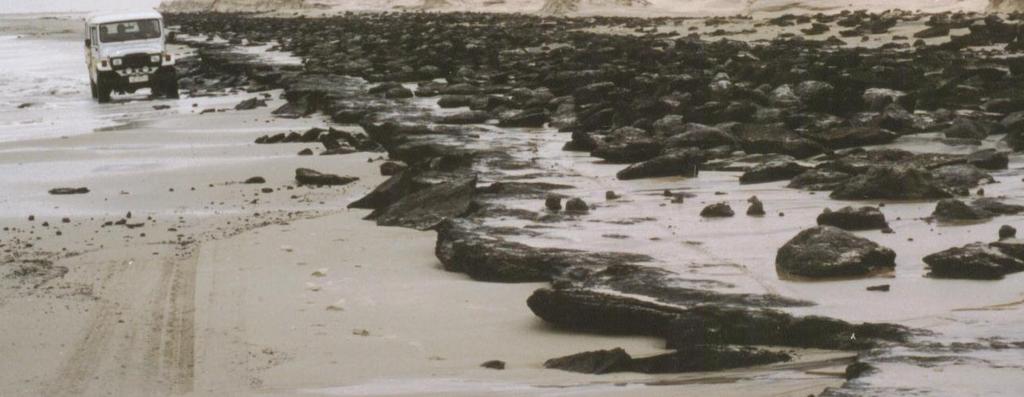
[[163, 71, 180, 99], [97, 77, 112, 104]]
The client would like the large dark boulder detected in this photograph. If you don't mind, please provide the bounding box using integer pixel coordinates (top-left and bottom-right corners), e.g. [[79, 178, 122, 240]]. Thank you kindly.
[[739, 161, 810, 184], [817, 206, 889, 230], [830, 165, 952, 200], [924, 241, 1024, 280], [776, 226, 896, 278], [944, 118, 988, 140], [295, 168, 359, 186], [616, 150, 703, 180], [498, 109, 548, 127], [373, 175, 477, 230]]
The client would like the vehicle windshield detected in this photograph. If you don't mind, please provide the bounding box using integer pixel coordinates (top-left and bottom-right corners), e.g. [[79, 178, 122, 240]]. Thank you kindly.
[[98, 19, 161, 43]]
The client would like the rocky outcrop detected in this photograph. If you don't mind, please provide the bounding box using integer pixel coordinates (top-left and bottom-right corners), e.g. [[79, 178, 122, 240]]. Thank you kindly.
[[776, 226, 896, 278]]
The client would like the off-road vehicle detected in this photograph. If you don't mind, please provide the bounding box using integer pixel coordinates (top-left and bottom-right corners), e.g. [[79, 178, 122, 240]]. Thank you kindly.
[[84, 10, 178, 103]]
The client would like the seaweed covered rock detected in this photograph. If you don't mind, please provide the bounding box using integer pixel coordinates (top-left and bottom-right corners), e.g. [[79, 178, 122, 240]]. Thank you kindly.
[[776, 226, 896, 278]]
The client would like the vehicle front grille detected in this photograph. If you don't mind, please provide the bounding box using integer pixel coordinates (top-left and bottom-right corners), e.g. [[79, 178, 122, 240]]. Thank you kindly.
[[116, 53, 158, 70]]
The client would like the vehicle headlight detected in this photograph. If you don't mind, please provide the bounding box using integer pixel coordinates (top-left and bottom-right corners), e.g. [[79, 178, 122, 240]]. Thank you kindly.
[[112, 58, 123, 66], [151, 54, 161, 63]]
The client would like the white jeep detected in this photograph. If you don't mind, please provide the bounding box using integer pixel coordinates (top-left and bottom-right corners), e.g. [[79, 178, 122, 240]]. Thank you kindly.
[[84, 10, 179, 103]]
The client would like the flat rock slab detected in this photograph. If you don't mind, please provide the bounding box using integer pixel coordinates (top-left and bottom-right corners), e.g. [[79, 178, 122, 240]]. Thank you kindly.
[[374, 175, 477, 230]]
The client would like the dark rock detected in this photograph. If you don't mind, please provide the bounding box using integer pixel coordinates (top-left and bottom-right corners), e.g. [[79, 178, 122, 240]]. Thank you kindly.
[[944, 118, 988, 140], [932, 199, 993, 221], [48, 187, 90, 195], [374, 174, 476, 230], [498, 109, 548, 127], [830, 165, 951, 200], [811, 126, 899, 150], [776, 226, 896, 278], [931, 164, 994, 189], [732, 124, 825, 159], [295, 168, 358, 186], [966, 149, 1009, 170], [700, 203, 735, 218], [615, 150, 703, 180], [1000, 225, 1017, 240], [866, 284, 890, 292], [565, 198, 589, 213], [481, 360, 506, 370], [545, 195, 562, 211], [663, 124, 738, 149], [817, 206, 889, 230], [379, 161, 407, 176], [845, 362, 876, 380], [437, 95, 473, 108], [971, 198, 1024, 215], [739, 161, 809, 184], [543, 348, 632, 374], [591, 127, 662, 163], [385, 86, 414, 99], [527, 288, 909, 350], [914, 25, 950, 38], [440, 111, 491, 125], [747, 196, 765, 216], [544, 346, 790, 375], [436, 220, 651, 282], [924, 241, 1024, 280], [244, 176, 266, 184], [298, 148, 313, 156], [234, 97, 267, 110], [788, 169, 852, 191]]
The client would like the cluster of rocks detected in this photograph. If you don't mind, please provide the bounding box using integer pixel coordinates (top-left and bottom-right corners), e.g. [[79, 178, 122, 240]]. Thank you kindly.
[[162, 9, 1024, 379]]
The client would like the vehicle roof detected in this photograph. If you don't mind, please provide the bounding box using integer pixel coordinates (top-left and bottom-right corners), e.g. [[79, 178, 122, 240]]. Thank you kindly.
[[87, 10, 163, 25]]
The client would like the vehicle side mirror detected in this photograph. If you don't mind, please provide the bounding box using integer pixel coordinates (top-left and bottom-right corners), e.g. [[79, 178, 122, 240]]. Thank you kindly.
[[85, 38, 91, 47]]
